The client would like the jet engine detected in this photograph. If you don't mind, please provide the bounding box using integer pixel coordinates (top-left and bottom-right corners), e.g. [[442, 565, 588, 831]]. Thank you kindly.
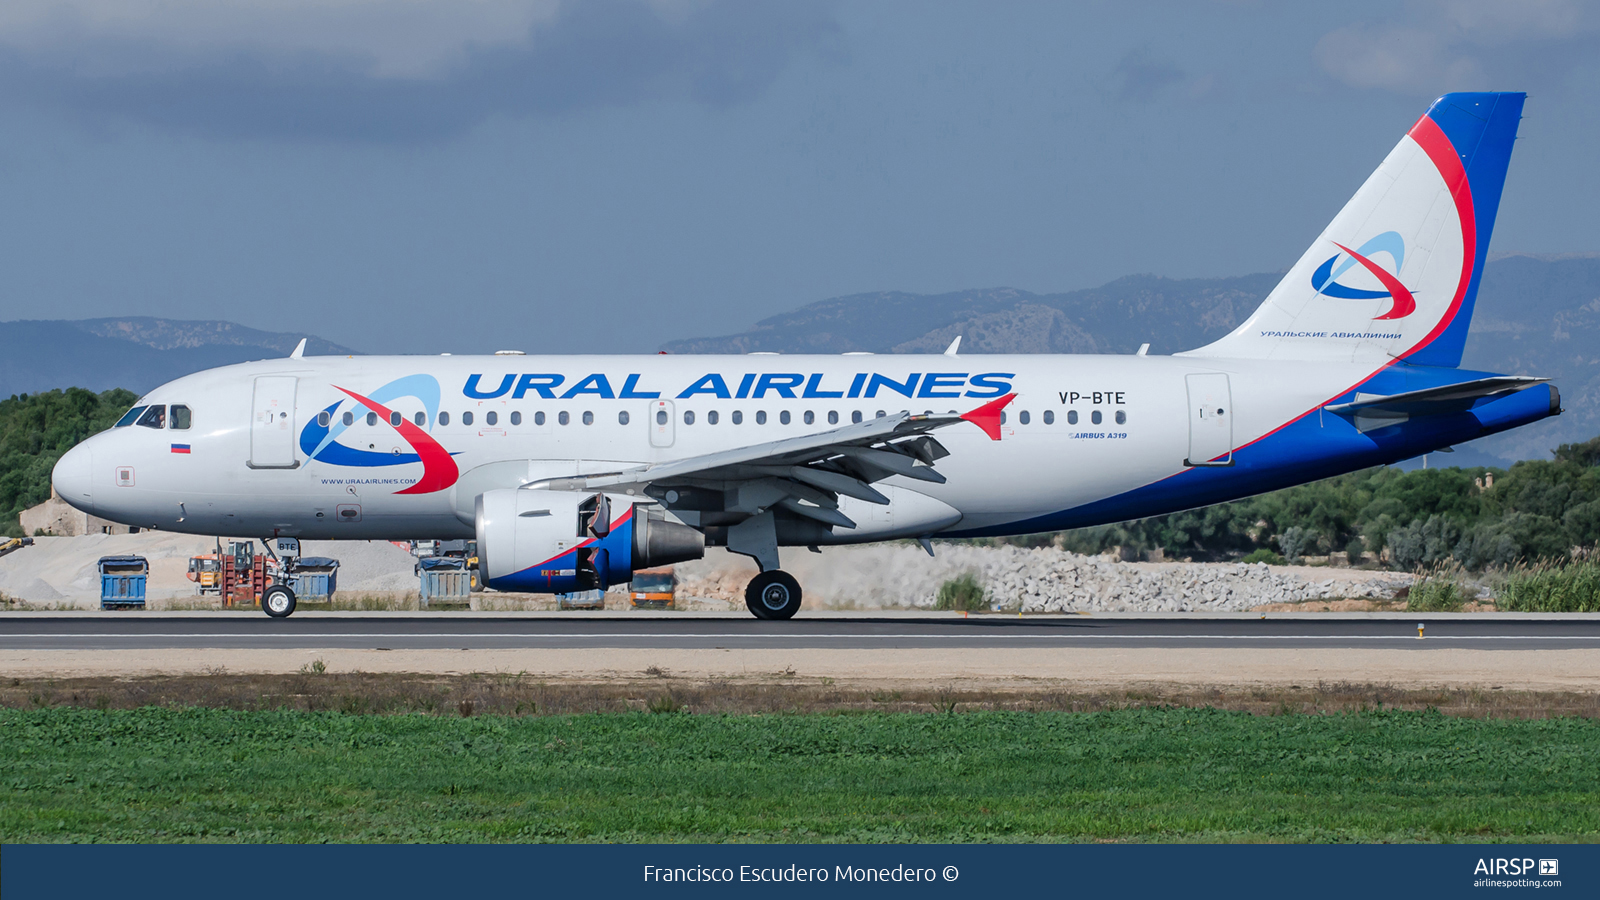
[[475, 488, 704, 594]]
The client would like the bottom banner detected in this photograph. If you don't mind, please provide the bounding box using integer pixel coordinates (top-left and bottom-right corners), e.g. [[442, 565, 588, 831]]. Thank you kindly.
[[2, 843, 1591, 899]]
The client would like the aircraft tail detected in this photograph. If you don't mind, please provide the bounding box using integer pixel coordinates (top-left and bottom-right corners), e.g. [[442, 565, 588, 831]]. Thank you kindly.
[[1182, 92, 1524, 367]]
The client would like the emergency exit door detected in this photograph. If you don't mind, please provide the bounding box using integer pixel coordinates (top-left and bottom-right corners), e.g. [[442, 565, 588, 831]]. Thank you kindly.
[[249, 376, 299, 469], [1184, 373, 1233, 467], [649, 400, 675, 448]]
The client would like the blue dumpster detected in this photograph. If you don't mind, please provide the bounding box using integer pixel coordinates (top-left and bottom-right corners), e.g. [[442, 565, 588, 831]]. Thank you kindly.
[[419, 556, 470, 606], [292, 557, 340, 602], [98, 556, 148, 610]]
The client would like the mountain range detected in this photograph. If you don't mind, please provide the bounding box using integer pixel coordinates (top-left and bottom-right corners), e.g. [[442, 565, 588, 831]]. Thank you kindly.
[[0, 318, 357, 399], [3, 254, 1595, 466]]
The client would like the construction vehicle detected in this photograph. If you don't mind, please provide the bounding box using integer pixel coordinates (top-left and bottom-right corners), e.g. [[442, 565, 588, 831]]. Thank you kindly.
[[186, 540, 223, 594], [0, 536, 33, 559], [629, 567, 676, 610], [220, 540, 271, 609]]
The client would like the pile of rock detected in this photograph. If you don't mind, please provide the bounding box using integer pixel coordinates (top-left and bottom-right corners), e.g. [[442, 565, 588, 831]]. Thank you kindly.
[[674, 543, 1411, 612]]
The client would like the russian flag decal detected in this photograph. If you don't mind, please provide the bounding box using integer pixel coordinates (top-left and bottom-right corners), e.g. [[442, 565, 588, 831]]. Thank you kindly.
[[170, 443, 191, 454]]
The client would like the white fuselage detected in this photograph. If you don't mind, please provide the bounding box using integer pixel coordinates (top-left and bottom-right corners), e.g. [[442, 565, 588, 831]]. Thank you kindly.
[[53, 352, 1409, 543]]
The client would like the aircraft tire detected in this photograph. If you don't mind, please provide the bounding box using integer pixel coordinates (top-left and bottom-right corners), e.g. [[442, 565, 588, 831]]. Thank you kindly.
[[745, 571, 802, 620], [263, 584, 297, 618]]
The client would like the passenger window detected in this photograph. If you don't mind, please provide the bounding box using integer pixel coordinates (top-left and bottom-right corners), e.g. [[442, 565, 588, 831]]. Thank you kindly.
[[804, 411, 814, 425], [171, 405, 192, 430], [510, 411, 522, 426], [756, 411, 767, 425], [732, 410, 743, 425], [852, 411, 862, 424], [1067, 410, 1078, 425], [485, 411, 498, 426], [136, 405, 166, 429], [876, 410, 885, 418], [780, 411, 791, 425], [617, 411, 628, 425], [708, 410, 719, 425], [1043, 410, 1054, 425], [115, 406, 146, 427], [390, 411, 403, 427], [439, 412, 450, 426], [462, 411, 474, 426], [582, 411, 594, 425], [317, 411, 330, 427], [1019, 410, 1030, 425], [1116, 410, 1127, 425], [536, 411, 546, 426], [656, 409, 667, 425], [1091, 410, 1103, 425], [999, 411, 1007, 425], [367, 412, 378, 426], [559, 411, 570, 425], [828, 410, 838, 425], [343, 411, 354, 426], [684, 410, 695, 425], [415, 411, 427, 426]]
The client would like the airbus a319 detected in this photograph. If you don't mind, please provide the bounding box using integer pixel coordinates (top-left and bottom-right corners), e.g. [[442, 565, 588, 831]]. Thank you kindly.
[[52, 92, 1557, 619]]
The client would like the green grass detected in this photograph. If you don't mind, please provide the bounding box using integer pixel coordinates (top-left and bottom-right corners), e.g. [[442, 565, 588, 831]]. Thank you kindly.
[[3, 707, 1597, 843], [1496, 559, 1600, 612]]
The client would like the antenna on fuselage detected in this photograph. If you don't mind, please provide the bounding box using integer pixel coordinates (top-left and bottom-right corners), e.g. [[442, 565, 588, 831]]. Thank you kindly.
[[944, 336, 961, 357], [289, 338, 307, 359]]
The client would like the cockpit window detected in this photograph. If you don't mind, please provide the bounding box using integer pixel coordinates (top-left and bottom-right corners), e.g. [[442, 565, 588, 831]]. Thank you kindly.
[[170, 405, 192, 430], [135, 405, 166, 429], [115, 406, 147, 428]]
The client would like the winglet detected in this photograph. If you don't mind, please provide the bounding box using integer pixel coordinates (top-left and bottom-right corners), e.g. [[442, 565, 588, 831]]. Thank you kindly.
[[960, 393, 1015, 441], [289, 338, 307, 359]]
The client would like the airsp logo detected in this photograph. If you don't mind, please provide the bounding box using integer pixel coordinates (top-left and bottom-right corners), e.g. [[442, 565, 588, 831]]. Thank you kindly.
[[1473, 858, 1547, 876], [1540, 859, 1559, 877]]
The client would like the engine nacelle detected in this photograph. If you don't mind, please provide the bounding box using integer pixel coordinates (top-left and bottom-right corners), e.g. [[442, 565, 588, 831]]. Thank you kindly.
[[476, 489, 704, 594]]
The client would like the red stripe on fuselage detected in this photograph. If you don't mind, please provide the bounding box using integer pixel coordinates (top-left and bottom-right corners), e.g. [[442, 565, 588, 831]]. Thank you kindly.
[[333, 386, 460, 494]]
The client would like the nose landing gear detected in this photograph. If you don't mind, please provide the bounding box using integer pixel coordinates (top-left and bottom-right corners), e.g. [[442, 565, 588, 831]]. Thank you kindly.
[[745, 570, 802, 620], [262, 583, 297, 618]]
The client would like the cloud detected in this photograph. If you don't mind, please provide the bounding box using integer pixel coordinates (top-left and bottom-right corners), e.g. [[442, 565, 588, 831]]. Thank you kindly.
[[0, 0, 842, 141], [1315, 0, 1600, 95]]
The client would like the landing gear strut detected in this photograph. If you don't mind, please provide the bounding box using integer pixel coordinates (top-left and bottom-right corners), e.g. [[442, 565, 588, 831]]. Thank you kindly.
[[745, 570, 802, 620]]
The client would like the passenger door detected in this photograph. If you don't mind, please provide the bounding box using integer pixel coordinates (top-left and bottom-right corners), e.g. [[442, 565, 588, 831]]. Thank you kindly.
[[249, 376, 299, 468], [1184, 373, 1233, 467]]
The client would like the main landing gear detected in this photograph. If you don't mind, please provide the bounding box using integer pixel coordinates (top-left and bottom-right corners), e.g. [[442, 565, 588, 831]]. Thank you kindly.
[[745, 570, 802, 620]]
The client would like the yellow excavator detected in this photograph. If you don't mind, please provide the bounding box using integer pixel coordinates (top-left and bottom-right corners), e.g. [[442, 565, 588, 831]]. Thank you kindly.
[[0, 536, 34, 559]]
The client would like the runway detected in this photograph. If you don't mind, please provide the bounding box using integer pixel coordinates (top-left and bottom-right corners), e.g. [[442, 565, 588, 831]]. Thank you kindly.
[[4, 614, 1600, 651]]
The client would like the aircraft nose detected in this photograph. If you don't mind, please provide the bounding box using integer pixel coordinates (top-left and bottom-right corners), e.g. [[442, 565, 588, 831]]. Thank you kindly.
[[52, 442, 95, 512]]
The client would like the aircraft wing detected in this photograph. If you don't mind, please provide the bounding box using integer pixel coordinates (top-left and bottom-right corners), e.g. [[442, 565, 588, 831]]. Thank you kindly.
[[530, 394, 1013, 530]]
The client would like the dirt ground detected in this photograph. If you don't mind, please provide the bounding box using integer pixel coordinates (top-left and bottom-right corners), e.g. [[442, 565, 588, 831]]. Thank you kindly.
[[4, 647, 1597, 694]]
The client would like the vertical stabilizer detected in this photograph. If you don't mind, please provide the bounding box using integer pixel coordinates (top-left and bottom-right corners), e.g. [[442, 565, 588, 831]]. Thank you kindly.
[[1182, 92, 1523, 367]]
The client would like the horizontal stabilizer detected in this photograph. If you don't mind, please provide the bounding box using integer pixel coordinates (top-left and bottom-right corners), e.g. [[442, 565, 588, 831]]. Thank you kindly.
[[1323, 376, 1547, 433]]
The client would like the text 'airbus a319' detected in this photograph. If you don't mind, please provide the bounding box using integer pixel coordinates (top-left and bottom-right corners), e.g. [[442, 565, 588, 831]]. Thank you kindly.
[[53, 92, 1557, 619]]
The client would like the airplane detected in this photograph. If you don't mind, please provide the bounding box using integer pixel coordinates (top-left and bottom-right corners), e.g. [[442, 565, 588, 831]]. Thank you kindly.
[[51, 91, 1558, 620]]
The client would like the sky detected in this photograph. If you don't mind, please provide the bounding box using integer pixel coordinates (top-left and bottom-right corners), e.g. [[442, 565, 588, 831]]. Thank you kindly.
[[0, 0, 1597, 355]]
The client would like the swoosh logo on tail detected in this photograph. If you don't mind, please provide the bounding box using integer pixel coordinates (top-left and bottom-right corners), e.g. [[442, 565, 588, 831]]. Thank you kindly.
[[1331, 241, 1416, 320]]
